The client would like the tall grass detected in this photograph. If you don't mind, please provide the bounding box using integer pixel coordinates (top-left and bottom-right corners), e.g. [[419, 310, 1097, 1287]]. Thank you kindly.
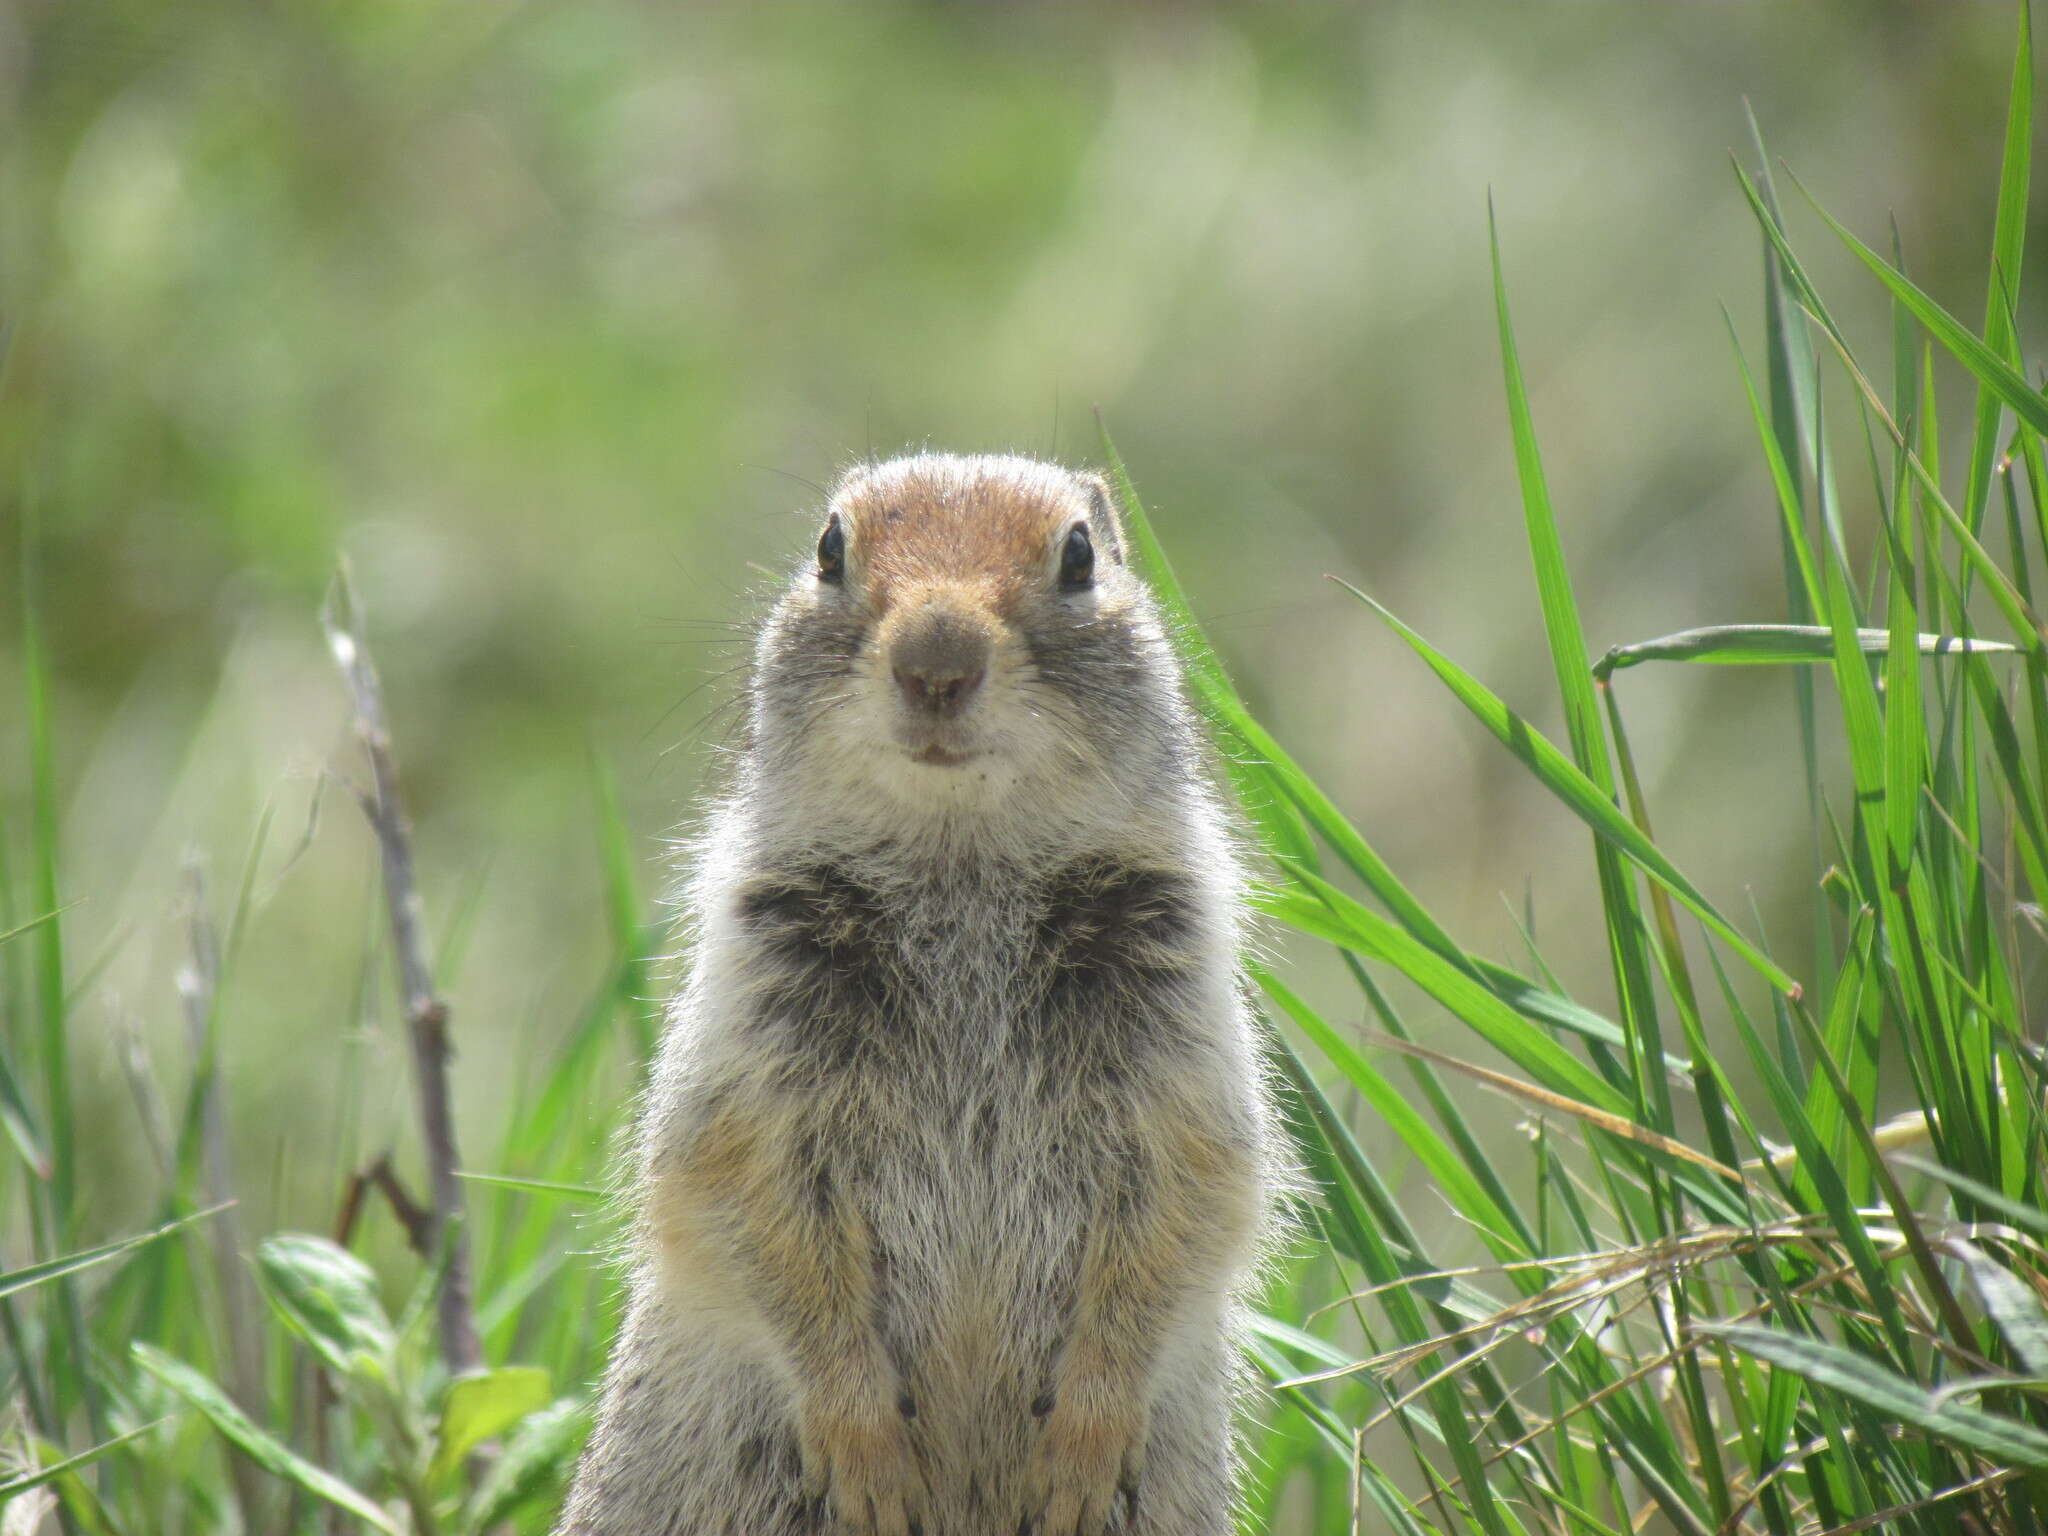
[[1179, 6, 2048, 1531], [3, 8, 2047, 1533]]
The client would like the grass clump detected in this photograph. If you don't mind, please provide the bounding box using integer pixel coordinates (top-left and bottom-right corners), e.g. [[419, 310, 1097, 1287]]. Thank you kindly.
[[1166, 7, 2048, 1532]]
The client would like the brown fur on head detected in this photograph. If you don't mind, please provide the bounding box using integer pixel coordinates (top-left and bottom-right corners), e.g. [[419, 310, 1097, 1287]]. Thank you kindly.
[[829, 456, 1124, 614], [745, 453, 1191, 846]]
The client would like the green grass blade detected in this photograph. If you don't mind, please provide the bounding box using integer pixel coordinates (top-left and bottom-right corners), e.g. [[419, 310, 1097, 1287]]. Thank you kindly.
[[1595, 624, 2012, 676], [1962, 0, 2033, 534], [1724, 311, 1827, 622], [591, 749, 661, 1063], [1789, 276, 2047, 652], [1897, 1154, 2048, 1234], [1741, 132, 1837, 1013], [1254, 964, 1529, 1253], [1491, 204, 1678, 1142], [1962, 651, 2048, 902], [1951, 1240, 2048, 1377], [0, 1426, 156, 1503], [1745, 113, 1848, 573], [20, 496, 70, 1220], [1803, 184, 2048, 441], [1703, 1322, 2048, 1470], [1882, 495, 1926, 874], [1267, 1033, 1420, 1283], [1489, 202, 1608, 788], [1249, 1312, 1364, 1376], [1259, 880, 1627, 1113], [1336, 580, 1796, 992], [455, 1171, 604, 1202], [132, 1343, 401, 1533], [1814, 419, 1891, 876], [1602, 689, 1755, 1181], [1462, 960, 1676, 1074], [0, 1209, 220, 1302], [0, 902, 74, 950], [1790, 984, 1980, 1354], [1733, 156, 2043, 654], [1096, 420, 1321, 871], [1105, 425, 1655, 1066], [0, 1009, 49, 1176], [2001, 440, 2048, 837]]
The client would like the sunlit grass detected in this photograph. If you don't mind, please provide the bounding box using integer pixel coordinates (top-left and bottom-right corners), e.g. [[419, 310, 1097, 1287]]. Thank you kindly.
[[1178, 7, 2048, 1532]]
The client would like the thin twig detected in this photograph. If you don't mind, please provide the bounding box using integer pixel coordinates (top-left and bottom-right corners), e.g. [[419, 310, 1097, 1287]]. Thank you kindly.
[[1780, 1463, 2015, 1536], [114, 1009, 172, 1179], [334, 1153, 434, 1256], [323, 566, 482, 1378], [320, 1149, 432, 1536], [178, 863, 268, 1531]]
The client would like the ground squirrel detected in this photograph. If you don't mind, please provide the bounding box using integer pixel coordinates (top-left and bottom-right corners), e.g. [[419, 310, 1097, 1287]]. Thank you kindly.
[[557, 454, 1284, 1536]]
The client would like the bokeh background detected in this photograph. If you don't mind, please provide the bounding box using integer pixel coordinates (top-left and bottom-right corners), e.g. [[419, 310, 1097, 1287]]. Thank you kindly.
[[2, 0, 2037, 1373]]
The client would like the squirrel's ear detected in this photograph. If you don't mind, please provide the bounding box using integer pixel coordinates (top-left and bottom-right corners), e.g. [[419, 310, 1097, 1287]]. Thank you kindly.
[[1076, 472, 1126, 565]]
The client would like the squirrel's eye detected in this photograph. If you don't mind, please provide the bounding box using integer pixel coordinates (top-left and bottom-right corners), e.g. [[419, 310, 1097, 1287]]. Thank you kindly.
[[817, 515, 845, 583], [1059, 523, 1094, 588]]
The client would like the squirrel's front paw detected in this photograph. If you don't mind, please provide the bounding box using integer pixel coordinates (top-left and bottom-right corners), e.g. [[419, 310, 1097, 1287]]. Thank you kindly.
[[1024, 1385, 1147, 1536], [798, 1405, 927, 1536]]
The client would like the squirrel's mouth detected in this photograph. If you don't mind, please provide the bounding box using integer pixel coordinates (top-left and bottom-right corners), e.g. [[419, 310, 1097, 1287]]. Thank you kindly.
[[907, 743, 974, 768]]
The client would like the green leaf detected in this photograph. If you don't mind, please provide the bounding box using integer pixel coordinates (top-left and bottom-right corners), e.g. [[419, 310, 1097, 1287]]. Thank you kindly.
[[1703, 1322, 2048, 1469], [254, 1233, 395, 1383], [432, 1365, 552, 1487], [1594, 624, 2013, 677], [458, 1397, 589, 1535], [1337, 580, 1797, 992], [133, 1342, 400, 1532]]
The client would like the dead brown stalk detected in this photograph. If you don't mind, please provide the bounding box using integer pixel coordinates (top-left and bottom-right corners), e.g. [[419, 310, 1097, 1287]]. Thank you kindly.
[[323, 566, 482, 1379]]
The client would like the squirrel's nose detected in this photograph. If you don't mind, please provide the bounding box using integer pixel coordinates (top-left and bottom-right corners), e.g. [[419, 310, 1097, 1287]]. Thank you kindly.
[[889, 608, 991, 718], [894, 663, 985, 716]]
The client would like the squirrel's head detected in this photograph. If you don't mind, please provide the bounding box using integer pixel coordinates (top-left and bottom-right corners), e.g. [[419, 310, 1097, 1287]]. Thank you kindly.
[[747, 453, 1195, 845]]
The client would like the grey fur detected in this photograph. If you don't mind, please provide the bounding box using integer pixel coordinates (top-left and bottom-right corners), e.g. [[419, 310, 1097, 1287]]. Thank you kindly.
[[557, 455, 1285, 1536]]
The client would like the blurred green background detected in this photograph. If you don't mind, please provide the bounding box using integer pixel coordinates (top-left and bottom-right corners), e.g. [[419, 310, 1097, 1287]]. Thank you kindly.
[[1, 0, 2035, 1283]]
